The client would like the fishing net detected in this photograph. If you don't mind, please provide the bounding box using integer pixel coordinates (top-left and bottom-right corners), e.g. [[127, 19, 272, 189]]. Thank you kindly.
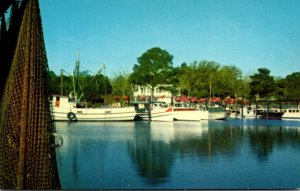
[[0, 0, 61, 189]]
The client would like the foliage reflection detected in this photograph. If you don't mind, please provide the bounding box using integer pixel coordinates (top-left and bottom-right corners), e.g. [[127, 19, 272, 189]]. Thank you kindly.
[[128, 121, 300, 184]]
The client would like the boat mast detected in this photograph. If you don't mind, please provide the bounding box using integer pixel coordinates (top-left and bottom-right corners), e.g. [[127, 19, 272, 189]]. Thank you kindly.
[[60, 69, 63, 95], [74, 49, 80, 102], [209, 73, 212, 106], [103, 64, 106, 105]]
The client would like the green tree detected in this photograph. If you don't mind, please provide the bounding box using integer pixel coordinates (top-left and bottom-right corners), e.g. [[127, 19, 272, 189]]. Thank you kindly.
[[274, 76, 287, 100], [111, 71, 132, 96], [48, 71, 60, 95], [177, 62, 200, 97], [110, 71, 133, 105], [196, 60, 220, 99], [249, 68, 276, 100], [79, 71, 112, 104], [217, 65, 247, 99], [130, 47, 173, 100], [176, 60, 221, 98], [284, 72, 300, 99], [47, 69, 112, 105], [61, 74, 75, 96]]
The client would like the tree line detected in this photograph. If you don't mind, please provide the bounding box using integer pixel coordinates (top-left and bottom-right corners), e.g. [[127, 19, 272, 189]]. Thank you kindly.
[[48, 47, 300, 105]]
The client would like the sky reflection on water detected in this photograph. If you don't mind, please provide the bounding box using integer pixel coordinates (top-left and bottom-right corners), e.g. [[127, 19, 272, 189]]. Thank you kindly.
[[55, 119, 300, 189]]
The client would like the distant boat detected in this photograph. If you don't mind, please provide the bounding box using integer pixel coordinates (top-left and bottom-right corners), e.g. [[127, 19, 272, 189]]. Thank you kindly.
[[234, 106, 284, 120], [257, 110, 284, 119], [271, 106, 300, 121], [52, 95, 136, 121]]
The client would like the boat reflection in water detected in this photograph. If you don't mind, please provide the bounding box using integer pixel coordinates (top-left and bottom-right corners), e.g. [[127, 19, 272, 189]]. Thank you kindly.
[[55, 120, 300, 189]]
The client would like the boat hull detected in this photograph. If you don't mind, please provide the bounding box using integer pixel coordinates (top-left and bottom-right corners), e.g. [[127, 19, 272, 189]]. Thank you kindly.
[[275, 108, 300, 121], [135, 107, 173, 122], [53, 107, 137, 121], [208, 111, 229, 120], [258, 111, 284, 120], [173, 109, 208, 121], [207, 108, 229, 120]]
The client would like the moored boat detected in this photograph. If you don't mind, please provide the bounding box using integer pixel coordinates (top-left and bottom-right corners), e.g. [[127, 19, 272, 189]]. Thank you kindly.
[[52, 95, 136, 121], [232, 105, 284, 119], [257, 110, 284, 119], [173, 102, 208, 121], [271, 106, 300, 121]]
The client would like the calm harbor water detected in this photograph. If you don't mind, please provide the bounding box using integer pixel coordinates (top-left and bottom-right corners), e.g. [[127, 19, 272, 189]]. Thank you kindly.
[[55, 119, 300, 189]]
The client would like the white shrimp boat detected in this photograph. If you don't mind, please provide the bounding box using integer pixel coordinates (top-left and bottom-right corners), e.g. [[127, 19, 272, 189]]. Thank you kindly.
[[52, 95, 136, 121], [173, 103, 208, 121]]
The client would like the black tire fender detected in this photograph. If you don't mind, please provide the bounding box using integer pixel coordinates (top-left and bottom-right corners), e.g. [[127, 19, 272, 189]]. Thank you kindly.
[[67, 112, 77, 121]]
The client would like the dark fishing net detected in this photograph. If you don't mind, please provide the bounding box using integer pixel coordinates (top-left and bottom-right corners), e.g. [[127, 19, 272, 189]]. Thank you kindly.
[[0, 0, 61, 189]]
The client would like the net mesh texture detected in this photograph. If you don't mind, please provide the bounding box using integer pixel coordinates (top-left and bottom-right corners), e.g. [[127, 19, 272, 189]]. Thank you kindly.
[[0, 0, 61, 189]]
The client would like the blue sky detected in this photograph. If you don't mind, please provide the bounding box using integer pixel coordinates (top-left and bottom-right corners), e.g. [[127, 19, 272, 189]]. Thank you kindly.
[[40, 0, 300, 77]]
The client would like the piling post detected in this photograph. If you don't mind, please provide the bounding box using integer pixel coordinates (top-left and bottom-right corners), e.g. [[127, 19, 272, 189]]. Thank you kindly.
[[255, 101, 258, 119], [241, 104, 244, 120]]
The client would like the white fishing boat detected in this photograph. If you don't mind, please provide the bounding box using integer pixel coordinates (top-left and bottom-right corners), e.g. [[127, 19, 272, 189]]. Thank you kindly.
[[173, 102, 208, 121], [52, 95, 136, 121]]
